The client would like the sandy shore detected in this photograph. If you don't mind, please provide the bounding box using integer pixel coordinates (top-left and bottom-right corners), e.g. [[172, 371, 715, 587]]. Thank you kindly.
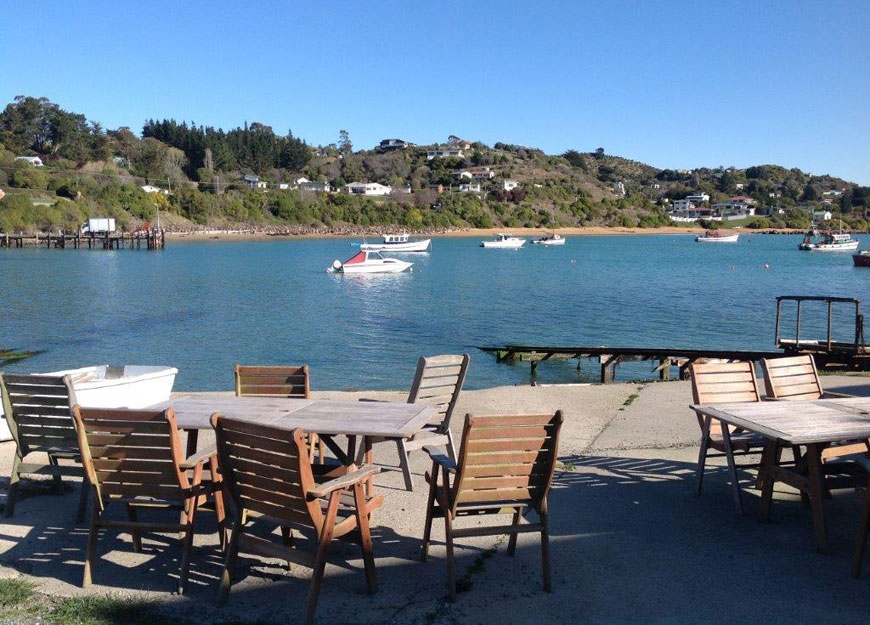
[[166, 224, 797, 242]]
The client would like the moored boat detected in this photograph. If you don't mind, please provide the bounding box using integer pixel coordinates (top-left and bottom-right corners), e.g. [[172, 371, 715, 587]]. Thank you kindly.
[[695, 230, 739, 243], [328, 250, 413, 274], [798, 228, 859, 251], [359, 232, 431, 252], [853, 250, 870, 266], [480, 233, 526, 249], [532, 233, 566, 245]]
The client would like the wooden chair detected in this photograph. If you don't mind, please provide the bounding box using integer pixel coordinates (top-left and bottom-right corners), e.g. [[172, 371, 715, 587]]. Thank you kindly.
[[365, 354, 469, 491], [211, 414, 383, 625], [761, 354, 869, 480], [690, 361, 770, 514], [234, 364, 322, 461], [421, 411, 563, 601], [72, 406, 225, 593], [852, 459, 870, 578], [0, 373, 89, 522]]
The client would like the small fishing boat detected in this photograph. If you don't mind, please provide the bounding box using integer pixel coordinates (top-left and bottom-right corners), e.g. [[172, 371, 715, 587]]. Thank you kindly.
[[853, 250, 870, 266], [328, 250, 413, 274], [798, 228, 859, 251], [359, 232, 431, 252], [532, 233, 566, 246], [480, 233, 526, 249], [695, 230, 739, 243], [43, 365, 178, 408]]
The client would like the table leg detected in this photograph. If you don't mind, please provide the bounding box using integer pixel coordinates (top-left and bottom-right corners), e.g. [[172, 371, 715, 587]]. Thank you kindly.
[[805, 443, 828, 554], [695, 415, 713, 497], [758, 442, 780, 522], [719, 424, 744, 515], [185, 430, 199, 458]]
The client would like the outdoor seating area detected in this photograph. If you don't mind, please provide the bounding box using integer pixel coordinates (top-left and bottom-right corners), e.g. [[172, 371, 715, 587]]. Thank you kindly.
[[3, 358, 870, 622]]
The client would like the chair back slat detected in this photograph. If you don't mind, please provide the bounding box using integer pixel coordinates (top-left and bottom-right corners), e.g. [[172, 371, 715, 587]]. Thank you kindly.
[[452, 412, 562, 514], [690, 361, 760, 404], [761, 355, 823, 400], [1, 373, 78, 455], [235, 365, 310, 398], [408, 354, 469, 430], [212, 414, 320, 528], [74, 407, 186, 509]]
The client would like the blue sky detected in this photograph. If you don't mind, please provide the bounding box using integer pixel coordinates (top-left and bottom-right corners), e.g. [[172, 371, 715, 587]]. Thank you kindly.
[[2, 1, 868, 184]]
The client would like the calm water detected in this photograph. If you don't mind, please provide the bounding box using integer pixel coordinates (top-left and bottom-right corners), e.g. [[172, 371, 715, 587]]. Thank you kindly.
[[2, 233, 869, 391]]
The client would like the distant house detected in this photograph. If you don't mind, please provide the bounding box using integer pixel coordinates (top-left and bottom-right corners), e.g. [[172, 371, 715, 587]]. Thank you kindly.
[[685, 193, 710, 204], [242, 174, 264, 189], [278, 183, 290, 190], [503, 180, 519, 192], [729, 195, 756, 206], [346, 182, 391, 196], [458, 183, 481, 194], [427, 148, 465, 160], [469, 168, 494, 180], [813, 210, 833, 222], [141, 184, 168, 195], [376, 139, 410, 153], [300, 181, 332, 193], [711, 200, 755, 220], [452, 171, 473, 180], [14, 156, 44, 167]]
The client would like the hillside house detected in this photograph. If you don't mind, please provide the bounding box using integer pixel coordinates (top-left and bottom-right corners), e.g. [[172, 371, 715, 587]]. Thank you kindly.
[[376, 139, 410, 153], [458, 183, 481, 194], [14, 156, 44, 167], [300, 181, 331, 193], [242, 174, 267, 189], [140, 184, 168, 194], [469, 168, 494, 180], [427, 148, 465, 160], [346, 182, 392, 196], [685, 193, 710, 204], [813, 210, 833, 222], [503, 180, 519, 192]]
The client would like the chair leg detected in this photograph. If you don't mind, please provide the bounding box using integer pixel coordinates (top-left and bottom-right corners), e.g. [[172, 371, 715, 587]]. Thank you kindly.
[[853, 482, 870, 578], [5, 455, 22, 517], [75, 476, 90, 524], [396, 438, 414, 491], [178, 500, 199, 594], [306, 491, 341, 625], [421, 465, 439, 561], [126, 504, 142, 552], [695, 417, 713, 497], [353, 482, 378, 593], [216, 512, 244, 606], [507, 506, 524, 556], [83, 511, 100, 588], [720, 426, 744, 515], [541, 509, 552, 592], [444, 508, 456, 602]]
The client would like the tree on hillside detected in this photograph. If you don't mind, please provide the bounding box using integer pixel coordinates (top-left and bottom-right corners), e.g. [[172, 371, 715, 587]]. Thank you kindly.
[[338, 129, 353, 155]]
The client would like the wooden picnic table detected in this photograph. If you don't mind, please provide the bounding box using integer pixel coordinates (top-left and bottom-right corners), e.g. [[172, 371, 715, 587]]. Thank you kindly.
[[692, 397, 870, 553], [149, 394, 437, 466]]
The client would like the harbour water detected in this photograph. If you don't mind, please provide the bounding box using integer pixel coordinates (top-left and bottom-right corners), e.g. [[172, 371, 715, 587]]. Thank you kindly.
[[2, 233, 869, 391]]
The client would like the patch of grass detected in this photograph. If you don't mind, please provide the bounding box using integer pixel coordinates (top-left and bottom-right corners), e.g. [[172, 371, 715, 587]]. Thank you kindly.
[[455, 536, 505, 594], [49, 594, 166, 625], [0, 578, 37, 607]]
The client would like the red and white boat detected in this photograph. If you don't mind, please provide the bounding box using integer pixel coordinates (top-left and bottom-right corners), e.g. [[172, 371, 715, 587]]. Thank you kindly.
[[695, 230, 739, 243], [328, 250, 413, 274]]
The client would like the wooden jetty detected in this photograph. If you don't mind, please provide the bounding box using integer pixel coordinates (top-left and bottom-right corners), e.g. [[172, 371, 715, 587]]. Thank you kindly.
[[481, 296, 870, 384], [1, 230, 165, 250], [477, 344, 785, 384]]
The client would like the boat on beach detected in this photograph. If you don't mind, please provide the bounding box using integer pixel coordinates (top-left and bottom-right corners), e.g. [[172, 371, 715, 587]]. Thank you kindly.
[[328, 250, 413, 274], [798, 228, 859, 251], [695, 230, 739, 243], [532, 233, 566, 245], [359, 232, 431, 252], [480, 233, 526, 249], [44, 365, 178, 408]]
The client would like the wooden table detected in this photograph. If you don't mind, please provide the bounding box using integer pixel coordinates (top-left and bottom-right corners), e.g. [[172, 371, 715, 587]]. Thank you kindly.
[[149, 394, 436, 465], [691, 397, 870, 553]]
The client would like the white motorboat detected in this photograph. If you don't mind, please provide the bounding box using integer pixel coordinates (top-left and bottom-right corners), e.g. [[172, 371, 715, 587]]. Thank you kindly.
[[480, 233, 526, 249], [328, 250, 413, 274], [359, 232, 431, 252], [43, 364, 178, 408], [798, 228, 859, 251], [532, 233, 566, 246], [695, 230, 739, 243]]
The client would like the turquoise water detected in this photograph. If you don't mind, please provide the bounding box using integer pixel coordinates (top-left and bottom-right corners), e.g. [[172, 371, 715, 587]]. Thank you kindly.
[[2, 233, 869, 390]]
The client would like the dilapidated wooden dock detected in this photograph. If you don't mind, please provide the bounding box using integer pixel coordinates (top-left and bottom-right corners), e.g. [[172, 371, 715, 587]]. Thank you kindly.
[[1, 230, 165, 250]]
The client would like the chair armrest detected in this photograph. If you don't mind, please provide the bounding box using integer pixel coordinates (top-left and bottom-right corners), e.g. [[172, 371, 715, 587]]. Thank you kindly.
[[307, 464, 380, 500], [181, 444, 217, 470], [358, 398, 387, 403], [424, 445, 456, 472]]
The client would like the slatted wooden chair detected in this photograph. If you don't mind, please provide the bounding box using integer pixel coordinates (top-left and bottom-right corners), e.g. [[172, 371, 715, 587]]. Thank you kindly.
[[234, 364, 322, 461], [211, 414, 383, 625], [852, 462, 870, 578], [72, 406, 225, 593], [0, 373, 89, 522], [364, 354, 469, 491], [761, 354, 869, 481], [690, 361, 770, 514], [421, 411, 563, 601]]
